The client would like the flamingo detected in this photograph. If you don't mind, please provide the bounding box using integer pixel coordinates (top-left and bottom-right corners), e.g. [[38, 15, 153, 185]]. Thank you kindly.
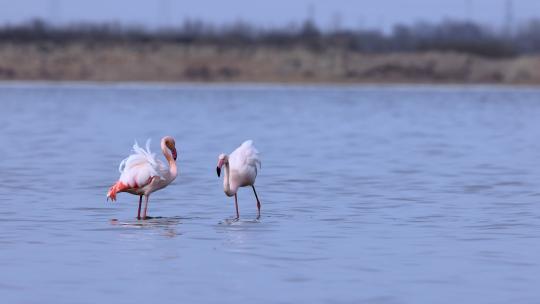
[[216, 140, 262, 219], [106, 136, 178, 220]]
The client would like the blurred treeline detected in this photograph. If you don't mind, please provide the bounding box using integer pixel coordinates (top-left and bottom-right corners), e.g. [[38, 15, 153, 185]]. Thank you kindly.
[[1, 18, 540, 58]]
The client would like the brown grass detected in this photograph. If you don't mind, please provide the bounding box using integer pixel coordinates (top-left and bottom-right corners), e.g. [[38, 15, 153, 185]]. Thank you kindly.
[[1, 42, 539, 84]]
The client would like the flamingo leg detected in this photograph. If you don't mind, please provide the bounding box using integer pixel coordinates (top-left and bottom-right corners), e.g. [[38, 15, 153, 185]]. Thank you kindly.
[[137, 195, 143, 220], [234, 193, 240, 219], [252, 185, 262, 219], [142, 195, 150, 220]]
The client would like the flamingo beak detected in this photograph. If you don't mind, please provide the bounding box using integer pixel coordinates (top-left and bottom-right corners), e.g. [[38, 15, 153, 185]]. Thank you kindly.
[[172, 148, 177, 161], [216, 159, 224, 177]]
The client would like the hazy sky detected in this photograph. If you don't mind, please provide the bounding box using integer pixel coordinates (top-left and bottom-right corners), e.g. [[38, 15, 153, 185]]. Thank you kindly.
[[0, 0, 539, 30]]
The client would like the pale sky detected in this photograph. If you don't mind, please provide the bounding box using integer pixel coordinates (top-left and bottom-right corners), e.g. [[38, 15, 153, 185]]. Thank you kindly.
[[0, 0, 539, 31]]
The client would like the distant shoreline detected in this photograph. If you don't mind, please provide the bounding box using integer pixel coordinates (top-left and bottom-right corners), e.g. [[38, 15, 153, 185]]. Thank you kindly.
[[1, 43, 539, 85], [2, 80, 540, 90]]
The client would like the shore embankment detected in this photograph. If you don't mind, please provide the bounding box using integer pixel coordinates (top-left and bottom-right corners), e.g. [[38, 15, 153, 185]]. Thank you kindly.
[[0, 43, 539, 84]]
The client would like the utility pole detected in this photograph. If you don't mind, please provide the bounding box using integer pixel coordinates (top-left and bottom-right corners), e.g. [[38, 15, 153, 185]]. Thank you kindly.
[[307, 3, 316, 25], [465, 0, 474, 22], [331, 12, 342, 32], [48, 0, 61, 24], [158, 0, 173, 28], [504, 0, 514, 37]]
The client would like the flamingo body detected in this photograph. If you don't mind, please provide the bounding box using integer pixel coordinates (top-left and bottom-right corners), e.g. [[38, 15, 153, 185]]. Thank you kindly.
[[217, 140, 262, 218], [107, 136, 178, 219]]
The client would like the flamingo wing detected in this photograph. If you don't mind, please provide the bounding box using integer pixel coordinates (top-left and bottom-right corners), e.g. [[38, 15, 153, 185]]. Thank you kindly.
[[229, 140, 261, 173], [118, 140, 165, 189]]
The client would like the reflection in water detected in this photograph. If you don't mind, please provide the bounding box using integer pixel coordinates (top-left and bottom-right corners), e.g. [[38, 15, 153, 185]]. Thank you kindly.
[[110, 216, 183, 237], [218, 218, 260, 225], [215, 218, 264, 249]]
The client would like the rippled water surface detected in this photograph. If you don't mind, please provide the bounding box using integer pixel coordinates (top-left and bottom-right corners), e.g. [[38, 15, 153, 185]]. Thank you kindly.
[[1, 83, 540, 303]]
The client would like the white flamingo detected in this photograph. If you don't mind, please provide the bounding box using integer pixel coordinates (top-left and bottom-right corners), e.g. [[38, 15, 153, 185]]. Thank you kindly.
[[107, 136, 178, 220], [216, 140, 262, 219]]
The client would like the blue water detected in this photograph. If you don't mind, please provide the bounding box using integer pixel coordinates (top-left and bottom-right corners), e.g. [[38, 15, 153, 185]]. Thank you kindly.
[[1, 83, 540, 303]]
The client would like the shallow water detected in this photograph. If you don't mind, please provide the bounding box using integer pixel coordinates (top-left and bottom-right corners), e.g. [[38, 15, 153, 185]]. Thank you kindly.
[[1, 83, 540, 303]]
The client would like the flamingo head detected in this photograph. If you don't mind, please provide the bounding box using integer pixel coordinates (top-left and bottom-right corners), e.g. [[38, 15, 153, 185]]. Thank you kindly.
[[216, 153, 228, 177], [163, 136, 177, 161]]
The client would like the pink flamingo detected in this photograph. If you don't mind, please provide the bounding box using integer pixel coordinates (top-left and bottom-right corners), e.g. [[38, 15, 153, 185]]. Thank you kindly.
[[107, 136, 178, 220], [216, 140, 262, 219]]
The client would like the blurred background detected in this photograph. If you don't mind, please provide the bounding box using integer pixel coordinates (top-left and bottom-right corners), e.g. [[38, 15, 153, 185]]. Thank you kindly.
[[0, 0, 539, 84], [3, 2, 540, 304]]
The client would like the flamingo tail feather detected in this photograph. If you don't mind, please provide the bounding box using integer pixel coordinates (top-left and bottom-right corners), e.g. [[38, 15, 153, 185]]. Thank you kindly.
[[106, 181, 129, 202]]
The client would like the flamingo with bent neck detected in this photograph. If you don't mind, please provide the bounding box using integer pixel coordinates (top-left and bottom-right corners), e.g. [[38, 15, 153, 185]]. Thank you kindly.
[[107, 136, 178, 220], [216, 140, 262, 219]]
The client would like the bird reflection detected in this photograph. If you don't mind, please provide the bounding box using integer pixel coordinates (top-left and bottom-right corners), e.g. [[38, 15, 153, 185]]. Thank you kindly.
[[110, 216, 182, 238]]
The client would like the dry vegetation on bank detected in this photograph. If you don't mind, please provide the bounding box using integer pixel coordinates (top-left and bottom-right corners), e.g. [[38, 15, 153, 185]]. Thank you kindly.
[[1, 19, 540, 84]]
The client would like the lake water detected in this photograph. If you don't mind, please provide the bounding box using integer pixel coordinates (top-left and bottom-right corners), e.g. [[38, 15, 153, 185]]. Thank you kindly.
[[1, 83, 540, 304]]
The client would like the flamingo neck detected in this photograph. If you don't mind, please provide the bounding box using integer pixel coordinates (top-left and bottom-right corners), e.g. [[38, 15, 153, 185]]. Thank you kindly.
[[161, 141, 177, 180], [223, 161, 232, 195]]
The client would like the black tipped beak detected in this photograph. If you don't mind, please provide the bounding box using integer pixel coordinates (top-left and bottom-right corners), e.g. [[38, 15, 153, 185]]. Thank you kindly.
[[216, 167, 221, 177]]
